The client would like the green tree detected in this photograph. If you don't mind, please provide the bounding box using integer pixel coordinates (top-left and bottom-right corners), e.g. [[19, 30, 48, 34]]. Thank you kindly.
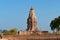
[[2, 28, 17, 35], [50, 16, 60, 32], [2, 30, 9, 35], [9, 28, 17, 35]]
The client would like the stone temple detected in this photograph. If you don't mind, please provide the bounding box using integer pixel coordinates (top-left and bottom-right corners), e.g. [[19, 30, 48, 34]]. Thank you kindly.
[[26, 7, 37, 32], [19, 8, 48, 35]]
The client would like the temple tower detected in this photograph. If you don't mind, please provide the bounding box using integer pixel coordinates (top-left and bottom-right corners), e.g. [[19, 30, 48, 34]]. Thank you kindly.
[[27, 8, 37, 32]]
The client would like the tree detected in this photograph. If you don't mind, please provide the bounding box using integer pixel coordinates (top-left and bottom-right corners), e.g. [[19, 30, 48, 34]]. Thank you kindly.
[[9, 28, 17, 35], [2, 28, 17, 35], [50, 16, 60, 32], [2, 30, 8, 35]]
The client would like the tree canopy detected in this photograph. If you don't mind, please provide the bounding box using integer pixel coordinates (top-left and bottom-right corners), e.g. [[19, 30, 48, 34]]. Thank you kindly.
[[50, 16, 60, 32], [2, 28, 17, 35]]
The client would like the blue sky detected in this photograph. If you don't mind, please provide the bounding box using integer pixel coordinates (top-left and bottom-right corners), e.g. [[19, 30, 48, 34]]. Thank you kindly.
[[0, 0, 60, 32]]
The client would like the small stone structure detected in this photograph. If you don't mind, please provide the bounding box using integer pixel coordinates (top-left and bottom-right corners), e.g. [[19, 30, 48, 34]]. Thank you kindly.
[[19, 31, 33, 35], [19, 31, 48, 35]]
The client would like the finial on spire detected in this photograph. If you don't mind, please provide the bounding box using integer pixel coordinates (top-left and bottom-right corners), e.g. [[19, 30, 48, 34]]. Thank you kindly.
[[30, 7, 34, 10]]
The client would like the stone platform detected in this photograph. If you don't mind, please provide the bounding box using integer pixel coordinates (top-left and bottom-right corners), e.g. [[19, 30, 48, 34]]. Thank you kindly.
[[2, 34, 60, 40]]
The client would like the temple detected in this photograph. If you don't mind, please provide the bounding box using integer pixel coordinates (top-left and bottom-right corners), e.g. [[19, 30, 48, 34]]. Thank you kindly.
[[26, 7, 37, 31], [19, 7, 48, 35]]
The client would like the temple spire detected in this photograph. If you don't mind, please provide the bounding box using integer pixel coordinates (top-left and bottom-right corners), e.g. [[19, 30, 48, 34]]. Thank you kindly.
[[27, 7, 37, 32]]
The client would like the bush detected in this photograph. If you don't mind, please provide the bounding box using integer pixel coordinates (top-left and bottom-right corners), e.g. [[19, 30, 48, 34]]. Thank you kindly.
[[3, 28, 17, 35]]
